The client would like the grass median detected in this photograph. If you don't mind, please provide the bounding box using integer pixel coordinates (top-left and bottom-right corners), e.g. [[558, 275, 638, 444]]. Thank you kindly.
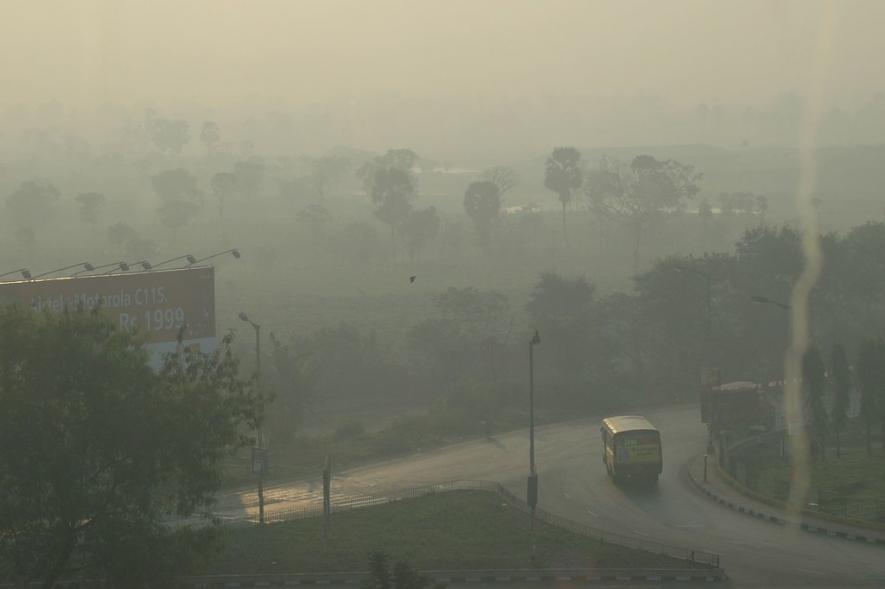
[[747, 445, 885, 527], [208, 490, 687, 574]]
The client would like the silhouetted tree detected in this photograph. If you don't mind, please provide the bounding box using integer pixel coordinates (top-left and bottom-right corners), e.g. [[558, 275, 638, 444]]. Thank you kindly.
[[410, 287, 510, 386], [306, 154, 350, 198], [356, 149, 419, 192], [200, 121, 220, 156], [6, 180, 60, 252], [266, 332, 317, 443], [463, 180, 501, 252], [233, 160, 265, 199], [401, 207, 439, 261], [0, 307, 262, 587], [297, 203, 333, 243], [698, 198, 714, 223], [210, 171, 237, 219], [151, 168, 203, 241], [586, 155, 701, 272], [107, 221, 138, 248], [480, 166, 519, 196], [829, 343, 851, 458], [150, 118, 190, 155], [855, 338, 885, 456], [802, 345, 828, 459], [335, 222, 384, 265], [361, 163, 418, 257], [543, 147, 582, 241], [75, 192, 106, 226], [526, 273, 602, 390]]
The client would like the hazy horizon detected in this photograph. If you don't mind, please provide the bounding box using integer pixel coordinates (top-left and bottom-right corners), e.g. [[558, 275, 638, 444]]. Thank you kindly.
[[3, 1, 885, 158]]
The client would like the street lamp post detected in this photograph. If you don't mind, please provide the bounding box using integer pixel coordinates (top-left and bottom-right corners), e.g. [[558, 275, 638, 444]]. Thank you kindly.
[[239, 311, 264, 527], [528, 329, 540, 554]]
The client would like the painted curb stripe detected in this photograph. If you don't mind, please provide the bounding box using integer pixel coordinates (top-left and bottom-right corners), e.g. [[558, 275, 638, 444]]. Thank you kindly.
[[689, 457, 885, 547]]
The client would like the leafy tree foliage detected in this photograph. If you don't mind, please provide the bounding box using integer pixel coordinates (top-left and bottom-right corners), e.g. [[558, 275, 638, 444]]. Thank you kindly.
[[151, 168, 203, 241], [305, 154, 350, 198], [409, 287, 511, 384], [362, 551, 443, 589], [210, 171, 238, 219], [526, 273, 605, 389], [585, 155, 701, 271], [856, 338, 885, 456], [463, 180, 501, 252], [355, 149, 422, 257], [543, 147, 582, 240], [479, 166, 519, 196], [334, 222, 384, 265], [200, 121, 221, 156], [294, 323, 406, 406], [0, 307, 262, 587], [149, 118, 190, 155], [6, 180, 60, 250], [402, 207, 440, 261], [75, 192, 106, 226], [266, 332, 317, 443], [107, 221, 138, 247], [718, 192, 767, 216], [233, 160, 266, 199], [828, 343, 851, 457], [802, 345, 828, 458], [698, 197, 714, 223], [297, 203, 333, 242]]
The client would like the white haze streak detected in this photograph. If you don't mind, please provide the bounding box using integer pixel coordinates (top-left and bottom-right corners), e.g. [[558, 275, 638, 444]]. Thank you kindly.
[[783, 2, 836, 518]]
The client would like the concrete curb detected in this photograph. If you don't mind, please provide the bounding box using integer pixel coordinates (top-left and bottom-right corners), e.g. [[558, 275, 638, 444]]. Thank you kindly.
[[687, 455, 885, 547], [183, 568, 727, 586], [0, 568, 728, 588]]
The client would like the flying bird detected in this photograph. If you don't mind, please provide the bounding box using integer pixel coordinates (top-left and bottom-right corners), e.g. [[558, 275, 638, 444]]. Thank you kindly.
[[409, 275, 416, 283]]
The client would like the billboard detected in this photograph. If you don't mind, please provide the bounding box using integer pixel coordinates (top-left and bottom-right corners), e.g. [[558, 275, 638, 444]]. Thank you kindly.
[[0, 267, 216, 364]]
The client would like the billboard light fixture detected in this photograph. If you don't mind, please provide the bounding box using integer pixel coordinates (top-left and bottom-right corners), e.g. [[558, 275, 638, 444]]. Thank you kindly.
[[33, 262, 94, 280], [0, 268, 31, 281]]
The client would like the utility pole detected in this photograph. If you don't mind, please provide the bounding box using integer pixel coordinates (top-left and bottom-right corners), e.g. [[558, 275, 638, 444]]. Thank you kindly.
[[240, 311, 265, 527], [527, 330, 540, 557], [323, 455, 332, 543]]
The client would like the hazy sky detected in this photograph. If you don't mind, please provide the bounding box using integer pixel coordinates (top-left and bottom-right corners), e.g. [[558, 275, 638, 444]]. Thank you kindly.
[[3, 0, 884, 111]]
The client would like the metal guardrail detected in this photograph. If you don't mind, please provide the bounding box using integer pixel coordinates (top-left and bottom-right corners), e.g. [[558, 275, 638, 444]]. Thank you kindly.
[[209, 479, 720, 569], [1, 567, 727, 588], [493, 484, 720, 569]]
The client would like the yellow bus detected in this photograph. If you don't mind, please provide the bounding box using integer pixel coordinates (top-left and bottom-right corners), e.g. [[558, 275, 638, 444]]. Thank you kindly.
[[601, 416, 662, 484]]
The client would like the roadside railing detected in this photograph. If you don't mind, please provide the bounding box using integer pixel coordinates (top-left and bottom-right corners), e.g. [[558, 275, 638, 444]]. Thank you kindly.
[[207, 479, 720, 569]]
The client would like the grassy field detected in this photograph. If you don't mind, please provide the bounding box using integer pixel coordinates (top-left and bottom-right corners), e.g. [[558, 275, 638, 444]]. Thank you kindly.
[[208, 490, 685, 573], [222, 407, 543, 488], [748, 444, 885, 526]]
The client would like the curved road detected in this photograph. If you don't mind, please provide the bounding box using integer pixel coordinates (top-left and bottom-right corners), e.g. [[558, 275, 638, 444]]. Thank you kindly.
[[215, 404, 885, 587]]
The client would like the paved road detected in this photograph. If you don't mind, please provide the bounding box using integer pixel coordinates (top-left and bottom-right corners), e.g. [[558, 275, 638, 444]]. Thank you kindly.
[[216, 404, 885, 587]]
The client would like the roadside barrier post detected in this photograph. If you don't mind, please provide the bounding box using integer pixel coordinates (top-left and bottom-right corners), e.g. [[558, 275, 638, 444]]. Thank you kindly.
[[703, 454, 708, 483], [323, 455, 332, 542]]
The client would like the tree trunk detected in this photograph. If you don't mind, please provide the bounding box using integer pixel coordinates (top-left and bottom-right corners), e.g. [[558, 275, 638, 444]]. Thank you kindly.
[[561, 201, 568, 244], [835, 428, 841, 458], [389, 226, 396, 262], [41, 528, 77, 589], [866, 420, 872, 456], [632, 220, 642, 274]]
